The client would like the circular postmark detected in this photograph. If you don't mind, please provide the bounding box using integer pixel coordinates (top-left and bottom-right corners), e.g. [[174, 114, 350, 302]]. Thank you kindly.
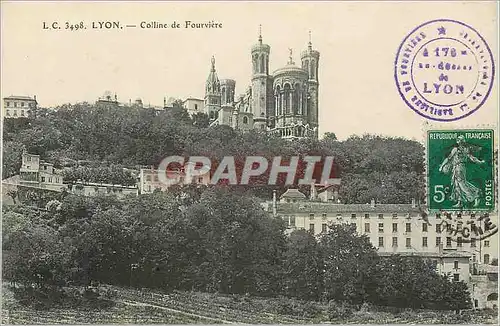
[[439, 212, 498, 244], [395, 19, 495, 121]]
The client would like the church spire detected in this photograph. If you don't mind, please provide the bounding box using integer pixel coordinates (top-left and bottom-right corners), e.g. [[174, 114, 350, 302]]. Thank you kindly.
[[258, 24, 262, 44], [211, 55, 216, 72], [308, 31, 312, 50]]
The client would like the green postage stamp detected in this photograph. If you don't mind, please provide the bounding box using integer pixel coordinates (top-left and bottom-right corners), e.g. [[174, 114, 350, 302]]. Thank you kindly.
[[427, 129, 495, 212]]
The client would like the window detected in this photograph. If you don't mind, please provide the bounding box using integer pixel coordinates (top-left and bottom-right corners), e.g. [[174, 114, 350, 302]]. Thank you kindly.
[[13, 110, 17, 116], [436, 224, 441, 233], [194, 104, 198, 111], [21, 102, 25, 107], [14, 102, 17, 107], [322, 223, 327, 233], [446, 237, 452, 247], [392, 213, 398, 218], [422, 223, 428, 232], [436, 213, 441, 219], [406, 238, 411, 248], [392, 223, 398, 232], [453, 274, 459, 282], [436, 237, 441, 246], [454, 260, 459, 269], [378, 237, 384, 247], [6, 110, 10, 116], [364, 213, 370, 219], [392, 237, 398, 247], [351, 214, 356, 218], [364, 223, 370, 233], [6, 101, 10, 107], [378, 223, 384, 232], [41, 176, 45, 182], [20, 110, 24, 116], [322, 213, 327, 219], [484, 254, 490, 264], [198, 177, 204, 183], [336, 213, 342, 219], [378, 213, 384, 219], [309, 213, 315, 219], [309, 224, 315, 233], [470, 213, 476, 219], [457, 237, 462, 247], [406, 223, 411, 232], [457, 213, 462, 219], [422, 237, 428, 247], [485, 241, 490, 247], [243, 116, 249, 124]]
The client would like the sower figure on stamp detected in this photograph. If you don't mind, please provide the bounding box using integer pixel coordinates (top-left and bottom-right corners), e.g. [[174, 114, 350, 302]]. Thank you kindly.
[[438, 135, 485, 208]]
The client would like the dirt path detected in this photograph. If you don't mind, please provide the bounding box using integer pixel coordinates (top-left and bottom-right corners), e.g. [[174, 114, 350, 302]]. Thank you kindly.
[[119, 299, 238, 324]]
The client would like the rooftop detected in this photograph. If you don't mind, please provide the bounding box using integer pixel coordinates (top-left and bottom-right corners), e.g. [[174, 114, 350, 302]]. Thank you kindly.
[[4, 95, 37, 101], [281, 188, 307, 199], [276, 202, 421, 214]]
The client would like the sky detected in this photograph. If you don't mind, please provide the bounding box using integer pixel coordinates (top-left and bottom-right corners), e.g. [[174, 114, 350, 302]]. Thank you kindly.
[[1, 1, 498, 141]]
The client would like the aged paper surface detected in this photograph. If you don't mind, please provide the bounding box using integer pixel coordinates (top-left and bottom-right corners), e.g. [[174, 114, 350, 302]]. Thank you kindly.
[[1, 1, 498, 324]]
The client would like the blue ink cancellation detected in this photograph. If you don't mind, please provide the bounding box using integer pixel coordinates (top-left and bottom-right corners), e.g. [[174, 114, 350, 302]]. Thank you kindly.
[[395, 19, 494, 121]]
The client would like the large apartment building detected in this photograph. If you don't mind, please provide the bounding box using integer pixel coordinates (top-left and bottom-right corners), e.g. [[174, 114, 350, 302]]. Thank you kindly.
[[264, 187, 498, 309]]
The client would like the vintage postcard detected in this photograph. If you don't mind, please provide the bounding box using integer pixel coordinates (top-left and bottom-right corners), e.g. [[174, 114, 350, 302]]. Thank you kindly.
[[1, 1, 498, 325]]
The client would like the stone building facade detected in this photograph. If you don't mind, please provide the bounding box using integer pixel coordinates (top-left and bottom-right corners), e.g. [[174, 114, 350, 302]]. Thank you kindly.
[[2, 95, 38, 118]]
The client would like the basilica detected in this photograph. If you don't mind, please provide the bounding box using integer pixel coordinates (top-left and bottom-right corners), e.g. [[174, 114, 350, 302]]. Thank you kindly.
[[201, 29, 320, 140]]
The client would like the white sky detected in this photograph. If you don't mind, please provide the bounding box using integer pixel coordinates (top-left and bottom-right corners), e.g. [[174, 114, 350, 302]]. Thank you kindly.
[[1, 1, 498, 141]]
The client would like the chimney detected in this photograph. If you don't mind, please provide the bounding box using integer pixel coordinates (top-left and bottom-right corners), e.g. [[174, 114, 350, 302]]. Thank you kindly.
[[411, 198, 416, 208], [370, 198, 375, 208], [272, 190, 277, 216]]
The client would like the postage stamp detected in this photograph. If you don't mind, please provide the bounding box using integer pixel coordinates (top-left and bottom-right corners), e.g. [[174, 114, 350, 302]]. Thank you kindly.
[[395, 19, 495, 121], [427, 129, 495, 212]]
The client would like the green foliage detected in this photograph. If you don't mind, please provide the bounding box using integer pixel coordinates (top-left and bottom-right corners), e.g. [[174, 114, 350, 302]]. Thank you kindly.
[[3, 104, 424, 203], [373, 255, 472, 310], [2, 141, 25, 179], [319, 223, 379, 304], [282, 229, 323, 300], [62, 166, 136, 186]]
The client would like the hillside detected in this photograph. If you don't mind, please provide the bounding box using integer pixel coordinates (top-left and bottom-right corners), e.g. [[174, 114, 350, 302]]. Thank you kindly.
[[2, 285, 497, 324]]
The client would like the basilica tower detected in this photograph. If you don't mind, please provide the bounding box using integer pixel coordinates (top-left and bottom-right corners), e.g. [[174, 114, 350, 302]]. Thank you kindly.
[[300, 33, 320, 135], [205, 56, 221, 121], [251, 26, 272, 130]]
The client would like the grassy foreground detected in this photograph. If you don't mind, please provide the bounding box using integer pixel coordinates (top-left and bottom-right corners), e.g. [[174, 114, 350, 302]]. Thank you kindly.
[[1, 284, 498, 324]]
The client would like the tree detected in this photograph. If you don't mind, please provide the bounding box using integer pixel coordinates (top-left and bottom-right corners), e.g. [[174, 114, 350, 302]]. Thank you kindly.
[[2, 141, 24, 179], [319, 223, 378, 303], [283, 229, 323, 300], [323, 132, 338, 141], [192, 112, 210, 128]]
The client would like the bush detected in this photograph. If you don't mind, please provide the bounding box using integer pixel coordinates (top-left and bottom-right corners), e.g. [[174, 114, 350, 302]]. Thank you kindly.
[[327, 300, 354, 320]]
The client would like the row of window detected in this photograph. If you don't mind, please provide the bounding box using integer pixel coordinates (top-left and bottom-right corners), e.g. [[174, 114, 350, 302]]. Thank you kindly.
[[308, 223, 490, 248], [4, 101, 35, 107], [144, 174, 205, 183], [308, 212, 482, 219], [41, 176, 61, 183], [5, 109, 28, 117]]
